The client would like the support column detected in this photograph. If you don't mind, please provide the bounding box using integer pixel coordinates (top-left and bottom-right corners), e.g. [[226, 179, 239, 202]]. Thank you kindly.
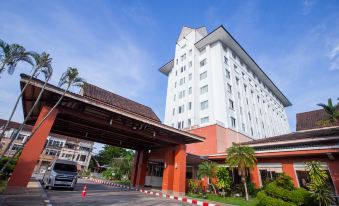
[[131, 151, 139, 187], [173, 144, 186, 196], [135, 149, 148, 188], [282, 162, 298, 187], [8, 106, 58, 187], [250, 164, 260, 188], [162, 147, 174, 194], [328, 160, 339, 195]]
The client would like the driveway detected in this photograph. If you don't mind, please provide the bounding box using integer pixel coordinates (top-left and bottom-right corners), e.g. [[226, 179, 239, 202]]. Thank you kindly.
[[45, 179, 190, 206]]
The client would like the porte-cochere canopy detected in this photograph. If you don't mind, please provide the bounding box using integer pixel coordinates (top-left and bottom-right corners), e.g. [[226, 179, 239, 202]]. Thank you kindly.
[[7, 74, 204, 195], [20, 74, 204, 150]]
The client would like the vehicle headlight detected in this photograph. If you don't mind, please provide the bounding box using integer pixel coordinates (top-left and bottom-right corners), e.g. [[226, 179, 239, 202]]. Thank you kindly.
[[51, 171, 58, 177]]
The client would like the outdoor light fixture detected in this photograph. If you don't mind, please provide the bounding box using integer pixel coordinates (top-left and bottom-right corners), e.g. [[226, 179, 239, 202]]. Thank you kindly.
[[148, 150, 151, 154], [153, 131, 156, 137], [164, 163, 167, 168], [109, 118, 113, 125], [175, 162, 178, 169]]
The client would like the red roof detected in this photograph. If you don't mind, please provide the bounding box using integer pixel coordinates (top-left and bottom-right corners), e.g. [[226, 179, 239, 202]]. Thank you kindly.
[[82, 83, 160, 122], [296, 109, 339, 131]]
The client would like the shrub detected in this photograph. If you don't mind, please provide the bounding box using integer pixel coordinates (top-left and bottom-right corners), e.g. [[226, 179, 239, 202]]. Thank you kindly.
[[188, 179, 199, 194], [0, 156, 18, 176], [216, 167, 232, 197], [257, 190, 296, 206], [257, 173, 311, 206]]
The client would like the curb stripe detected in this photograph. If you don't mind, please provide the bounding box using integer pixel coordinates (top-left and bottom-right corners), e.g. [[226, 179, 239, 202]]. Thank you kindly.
[[89, 178, 220, 206]]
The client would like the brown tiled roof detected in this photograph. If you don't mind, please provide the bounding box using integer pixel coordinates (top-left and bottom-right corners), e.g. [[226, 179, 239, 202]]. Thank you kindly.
[[243, 126, 339, 145], [82, 83, 160, 122], [296, 109, 339, 131], [0, 119, 33, 131]]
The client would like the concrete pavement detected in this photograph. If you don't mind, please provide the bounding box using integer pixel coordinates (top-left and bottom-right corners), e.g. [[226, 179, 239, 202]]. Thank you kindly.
[[46, 179, 190, 206]]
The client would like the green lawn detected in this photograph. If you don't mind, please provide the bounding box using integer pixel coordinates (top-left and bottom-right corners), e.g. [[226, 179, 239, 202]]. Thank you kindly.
[[187, 194, 258, 206]]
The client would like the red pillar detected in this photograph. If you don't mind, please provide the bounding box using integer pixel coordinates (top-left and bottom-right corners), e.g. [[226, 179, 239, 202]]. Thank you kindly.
[[162, 147, 174, 194], [130, 151, 139, 187], [282, 162, 298, 187], [173, 144, 186, 196], [8, 106, 58, 187], [135, 149, 148, 187], [328, 160, 339, 195], [250, 164, 261, 188]]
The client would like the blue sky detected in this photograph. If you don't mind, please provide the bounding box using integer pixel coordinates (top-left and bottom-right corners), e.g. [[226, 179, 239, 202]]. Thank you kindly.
[[0, 0, 339, 152]]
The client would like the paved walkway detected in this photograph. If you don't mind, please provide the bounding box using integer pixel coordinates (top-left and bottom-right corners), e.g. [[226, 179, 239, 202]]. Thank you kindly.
[[0, 178, 46, 206]]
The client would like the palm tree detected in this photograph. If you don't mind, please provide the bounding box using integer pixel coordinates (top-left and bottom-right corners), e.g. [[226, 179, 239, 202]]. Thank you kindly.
[[317, 98, 339, 122], [0, 52, 53, 160], [0, 67, 84, 173], [0, 42, 34, 75], [0, 46, 41, 141], [198, 161, 218, 194], [226, 143, 257, 201]]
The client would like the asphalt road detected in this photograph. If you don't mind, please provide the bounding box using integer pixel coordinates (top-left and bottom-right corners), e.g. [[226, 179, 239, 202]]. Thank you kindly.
[[45, 179, 190, 206]]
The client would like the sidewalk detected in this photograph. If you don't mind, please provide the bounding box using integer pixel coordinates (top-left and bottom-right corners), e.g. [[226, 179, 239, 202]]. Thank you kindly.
[[0, 178, 47, 206]]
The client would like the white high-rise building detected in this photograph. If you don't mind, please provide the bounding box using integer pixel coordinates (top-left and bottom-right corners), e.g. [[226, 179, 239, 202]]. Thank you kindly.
[[160, 26, 291, 140]]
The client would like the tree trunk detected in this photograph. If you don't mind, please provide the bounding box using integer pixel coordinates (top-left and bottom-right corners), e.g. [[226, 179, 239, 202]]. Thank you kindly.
[[242, 176, 249, 201], [0, 75, 50, 161], [0, 70, 37, 142]]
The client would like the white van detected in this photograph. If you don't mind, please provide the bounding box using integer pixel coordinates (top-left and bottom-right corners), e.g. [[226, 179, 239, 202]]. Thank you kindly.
[[42, 159, 78, 190]]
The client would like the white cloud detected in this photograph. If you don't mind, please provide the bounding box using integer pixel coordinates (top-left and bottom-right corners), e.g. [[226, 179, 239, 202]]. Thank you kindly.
[[329, 44, 339, 70], [302, 0, 317, 15]]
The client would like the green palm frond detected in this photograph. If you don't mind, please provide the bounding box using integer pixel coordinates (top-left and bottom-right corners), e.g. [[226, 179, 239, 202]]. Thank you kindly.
[[32, 52, 53, 80], [58, 67, 86, 88], [226, 143, 257, 177], [197, 161, 218, 179], [317, 98, 339, 122]]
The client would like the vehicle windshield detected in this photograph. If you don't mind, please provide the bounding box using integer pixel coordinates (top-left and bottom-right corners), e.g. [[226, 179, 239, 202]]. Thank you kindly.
[[53, 163, 77, 172]]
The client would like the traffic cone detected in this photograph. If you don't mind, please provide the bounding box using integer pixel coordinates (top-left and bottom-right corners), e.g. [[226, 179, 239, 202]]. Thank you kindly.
[[82, 185, 87, 198]]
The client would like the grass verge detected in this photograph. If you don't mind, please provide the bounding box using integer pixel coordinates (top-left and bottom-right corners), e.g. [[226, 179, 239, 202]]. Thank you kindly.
[[187, 194, 258, 206]]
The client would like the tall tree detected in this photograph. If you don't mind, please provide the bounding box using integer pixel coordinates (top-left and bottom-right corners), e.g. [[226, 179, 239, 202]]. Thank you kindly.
[[317, 98, 339, 122], [197, 161, 218, 194], [0, 67, 84, 172], [0, 52, 53, 160], [226, 143, 257, 201], [0, 41, 33, 75], [96, 145, 133, 166], [0, 50, 45, 143]]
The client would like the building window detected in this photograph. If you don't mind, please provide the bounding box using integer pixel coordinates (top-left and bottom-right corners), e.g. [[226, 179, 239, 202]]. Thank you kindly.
[[231, 117, 236, 127], [236, 77, 239, 85], [200, 59, 207, 67], [200, 85, 208, 94], [173, 94, 176, 101], [176, 70, 178, 76], [248, 112, 251, 121], [232, 51, 236, 59], [229, 99, 234, 110], [189, 61, 192, 67], [234, 64, 237, 70], [181, 53, 186, 61], [227, 83, 232, 93], [244, 84, 247, 92], [189, 49, 192, 56], [176, 59, 178, 65], [177, 122, 181, 129], [201, 116, 209, 124], [240, 106, 243, 115], [242, 123, 246, 131], [224, 56, 228, 64], [174, 82, 177, 88], [188, 87, 192, 94], [172, 108, 175, 116], [178, 105, 184, 114], [238, 92, 241, 99], [200, 71, 207, 80], [200, 100, 208, 110], [11, 144, 21, 151], [225, 69, 230, 79], [189, 73, 192, 80], [188, 102, 192, 110], [179, 77, 185, 85], [251, 128, 254, 136], [187, 119, 191, 127]]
